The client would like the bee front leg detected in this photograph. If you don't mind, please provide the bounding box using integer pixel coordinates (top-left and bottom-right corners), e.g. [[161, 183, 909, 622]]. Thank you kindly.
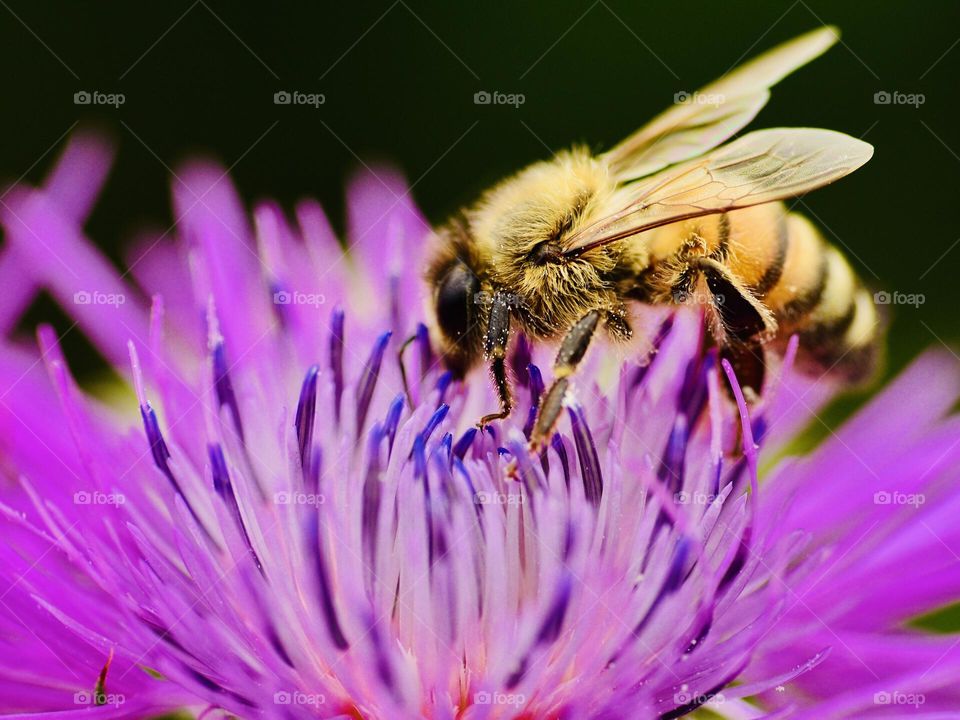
[[529, 309, 601, 449], [478, 291, 513, 428]]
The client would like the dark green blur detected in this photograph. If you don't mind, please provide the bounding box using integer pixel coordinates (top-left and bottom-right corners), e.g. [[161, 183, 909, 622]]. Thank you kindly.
[[2, 0, 958, 383]]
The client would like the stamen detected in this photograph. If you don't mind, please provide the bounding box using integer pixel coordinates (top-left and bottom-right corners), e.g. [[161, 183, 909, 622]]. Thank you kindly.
[[362, 425, 385, 577], [569, 405, 603, 506], [306, 512, 349, 650], [366, 613, 398, 698], [414, 404, 449, 454], [94, 648, 113, 706], [658, 414, 688, 494], [212, 340, 245, 443], [329, 307, 345, 426], [506, 572, 573, 689], [415, 322, 433, 381], [551, 434, 571, 489], [295, 365, 319, 472], [683, 608, 713, 654], [140, 403, 218, 547], [523, 364, 545, 439], [382, 394, 405, 456], [356, 331, 392, 438], [209, 443, 262, 573], [452, 428, 477, 460], [510, 333, 533, 387], [435, 370, 453, 405]]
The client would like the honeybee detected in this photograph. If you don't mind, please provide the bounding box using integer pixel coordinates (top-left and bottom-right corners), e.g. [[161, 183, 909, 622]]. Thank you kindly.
[[425, 26, 878, 447]]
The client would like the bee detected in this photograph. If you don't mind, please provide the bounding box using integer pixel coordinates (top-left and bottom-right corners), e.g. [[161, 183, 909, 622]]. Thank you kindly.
[[424, 26, 878, 447]]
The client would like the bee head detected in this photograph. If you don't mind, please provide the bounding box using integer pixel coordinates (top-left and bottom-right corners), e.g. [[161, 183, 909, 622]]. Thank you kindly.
[[425, 221, 487, 375]]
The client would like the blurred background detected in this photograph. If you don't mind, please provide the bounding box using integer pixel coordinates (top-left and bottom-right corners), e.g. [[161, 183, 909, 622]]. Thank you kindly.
[[2, 0, 958, 388]]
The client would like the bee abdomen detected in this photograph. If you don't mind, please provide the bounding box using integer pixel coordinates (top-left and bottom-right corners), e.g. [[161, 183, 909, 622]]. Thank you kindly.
[[764, 212, 879, 381], [721, 206, 879, 381]]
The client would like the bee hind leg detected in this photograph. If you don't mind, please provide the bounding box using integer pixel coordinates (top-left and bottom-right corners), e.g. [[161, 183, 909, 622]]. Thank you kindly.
[[719, 342, 767, 403], [693, 257, 775, 400], [478, 291, 514, 428], [529, 309, 601, 449]]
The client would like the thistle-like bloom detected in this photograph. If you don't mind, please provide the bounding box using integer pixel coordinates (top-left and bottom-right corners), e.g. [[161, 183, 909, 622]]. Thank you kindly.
[[1, 133, 960, 719]]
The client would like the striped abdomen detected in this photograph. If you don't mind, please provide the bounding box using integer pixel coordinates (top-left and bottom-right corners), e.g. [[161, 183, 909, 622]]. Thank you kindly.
[[643, 203, 880, 381]]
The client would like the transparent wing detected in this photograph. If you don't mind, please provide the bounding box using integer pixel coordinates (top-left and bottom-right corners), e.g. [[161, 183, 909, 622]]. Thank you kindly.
[[603, 26, 839, 181], [564, 128, 873, 257]]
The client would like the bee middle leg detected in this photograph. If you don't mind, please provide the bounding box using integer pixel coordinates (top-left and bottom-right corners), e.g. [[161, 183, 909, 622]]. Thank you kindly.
[[478, 291, 514, 427], [694, 257, 776, 398], [529, 309, 601, 449]]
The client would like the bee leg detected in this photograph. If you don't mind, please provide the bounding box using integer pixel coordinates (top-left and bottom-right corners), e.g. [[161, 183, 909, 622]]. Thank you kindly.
[[478, 291, 513, 428], [694, 257, 775, 400], [397, 332, 419, 409], [530, 310, 601, 449], [719, 342, 767, 402]]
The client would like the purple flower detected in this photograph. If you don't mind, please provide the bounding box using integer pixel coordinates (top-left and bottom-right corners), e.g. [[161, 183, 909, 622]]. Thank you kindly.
[[1, 132, 959, 719]]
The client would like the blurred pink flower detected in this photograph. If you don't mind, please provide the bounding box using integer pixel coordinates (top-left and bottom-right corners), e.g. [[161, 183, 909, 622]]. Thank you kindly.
[[1, 133, 959, 719]]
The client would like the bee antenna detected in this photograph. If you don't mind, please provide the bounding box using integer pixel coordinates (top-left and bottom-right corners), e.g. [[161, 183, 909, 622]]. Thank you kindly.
[[398, 332, 419, 409]]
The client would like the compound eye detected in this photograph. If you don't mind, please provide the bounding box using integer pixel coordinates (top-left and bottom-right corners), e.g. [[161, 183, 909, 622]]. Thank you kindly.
[[435, 263, 479, 341]]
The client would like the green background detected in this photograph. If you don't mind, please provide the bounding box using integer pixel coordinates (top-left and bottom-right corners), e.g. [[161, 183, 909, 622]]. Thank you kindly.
[[2, 0, 958, 379]]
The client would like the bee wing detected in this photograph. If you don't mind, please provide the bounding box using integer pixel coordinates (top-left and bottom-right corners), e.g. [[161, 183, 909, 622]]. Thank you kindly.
[[563, 128, 873, 257], [603, 26, 839, 181]]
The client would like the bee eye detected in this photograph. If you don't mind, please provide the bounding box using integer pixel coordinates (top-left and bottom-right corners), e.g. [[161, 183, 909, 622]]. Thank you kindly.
[[435, 263, 479, 340]]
